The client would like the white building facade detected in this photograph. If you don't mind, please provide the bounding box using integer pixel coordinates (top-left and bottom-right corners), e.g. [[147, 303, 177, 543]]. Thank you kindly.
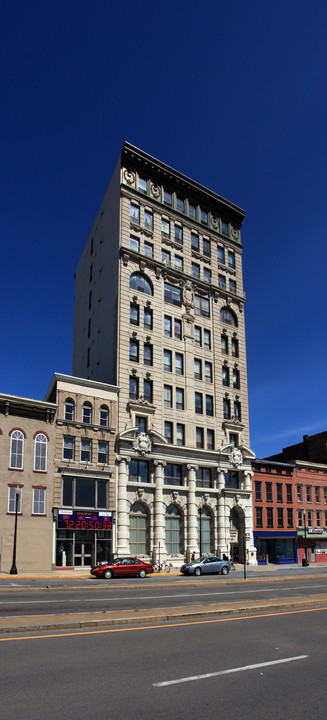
[[73, 143, 256, 565]]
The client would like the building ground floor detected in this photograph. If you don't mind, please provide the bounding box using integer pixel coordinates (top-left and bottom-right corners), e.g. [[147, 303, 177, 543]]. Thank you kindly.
[[297, 527, 327, 565], [254, 531, 298, 565]]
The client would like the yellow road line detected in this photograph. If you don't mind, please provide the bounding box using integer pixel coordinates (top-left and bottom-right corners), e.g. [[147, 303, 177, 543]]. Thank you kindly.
[[1, 605, 327, 642]]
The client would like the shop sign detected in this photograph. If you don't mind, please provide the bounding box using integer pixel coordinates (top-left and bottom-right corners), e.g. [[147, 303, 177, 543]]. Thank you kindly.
[[308, 528, 324, 534], [57, 509, 113, 530]]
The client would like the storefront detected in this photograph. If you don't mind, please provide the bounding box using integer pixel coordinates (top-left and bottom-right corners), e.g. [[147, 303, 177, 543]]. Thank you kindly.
[[54, 509, 113, 569], [297, 527, 327, 564], [254, 531, 297, 565]]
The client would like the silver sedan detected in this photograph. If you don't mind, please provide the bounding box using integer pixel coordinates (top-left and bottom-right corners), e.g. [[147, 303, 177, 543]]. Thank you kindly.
[[180, 555, 231, 576]]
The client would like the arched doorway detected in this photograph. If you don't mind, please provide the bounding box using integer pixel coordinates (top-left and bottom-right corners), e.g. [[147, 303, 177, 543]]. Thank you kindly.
[[229, 506, 245, 562]]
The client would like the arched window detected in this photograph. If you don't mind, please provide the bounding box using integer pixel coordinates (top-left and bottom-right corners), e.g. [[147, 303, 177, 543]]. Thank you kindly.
[[220, 307, 238, 327], [165, 504, 182, 555], [64, 399, 75, 421], [198, 507, 212, 554], [99, 405, 109, 427], [10, 430, 24, 469], [130, 502, 148, 555], [82, 402, 92, 424], [129, 272, 153, 296], [34, 433, 48, 472]]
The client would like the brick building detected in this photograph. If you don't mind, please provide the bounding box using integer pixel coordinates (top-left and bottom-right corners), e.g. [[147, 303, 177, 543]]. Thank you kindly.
[[252, 460, 297, 565]]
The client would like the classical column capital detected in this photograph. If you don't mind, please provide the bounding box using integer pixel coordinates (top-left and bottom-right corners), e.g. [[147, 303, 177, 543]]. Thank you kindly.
[[154, 459, 167, 469], [117, 455, 131, 464], [187, 463, 199, 473]]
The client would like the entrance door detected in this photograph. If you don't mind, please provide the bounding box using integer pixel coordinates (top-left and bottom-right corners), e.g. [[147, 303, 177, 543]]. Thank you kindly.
[[74, 531, 95, 566]]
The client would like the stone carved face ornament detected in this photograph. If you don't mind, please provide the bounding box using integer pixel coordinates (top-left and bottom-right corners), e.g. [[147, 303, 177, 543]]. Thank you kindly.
[[133, 432, 152, 455], [229, 447, 243, 467]]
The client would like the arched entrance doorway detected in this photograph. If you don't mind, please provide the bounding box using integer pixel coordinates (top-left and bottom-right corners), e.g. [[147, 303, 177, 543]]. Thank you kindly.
[[229, 506, 245, 562]]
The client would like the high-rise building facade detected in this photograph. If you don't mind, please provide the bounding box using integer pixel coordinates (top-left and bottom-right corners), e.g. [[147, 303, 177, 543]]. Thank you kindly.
[[73, 143, 256, 564]]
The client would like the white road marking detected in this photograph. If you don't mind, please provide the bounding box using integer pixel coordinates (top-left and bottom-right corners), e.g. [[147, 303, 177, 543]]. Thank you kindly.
[[153, 655, 309, 687], [0, 584, 326, 605]]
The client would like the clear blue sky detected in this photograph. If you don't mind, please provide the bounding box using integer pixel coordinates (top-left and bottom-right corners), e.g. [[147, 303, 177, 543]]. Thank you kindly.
[[1, 1, 327, 458]]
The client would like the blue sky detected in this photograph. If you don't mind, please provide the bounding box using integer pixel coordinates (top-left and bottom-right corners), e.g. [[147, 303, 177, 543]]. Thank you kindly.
[[1, 0, 327, 458]]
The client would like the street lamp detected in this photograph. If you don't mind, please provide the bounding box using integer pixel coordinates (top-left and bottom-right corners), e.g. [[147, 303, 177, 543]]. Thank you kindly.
[[303, 510, 309, 567], [10, 488, 21, 575]]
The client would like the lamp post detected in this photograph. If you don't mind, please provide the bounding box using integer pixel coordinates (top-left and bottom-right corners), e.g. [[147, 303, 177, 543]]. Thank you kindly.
[[10, 488, 20, 575], [303, 510, 309, 566]]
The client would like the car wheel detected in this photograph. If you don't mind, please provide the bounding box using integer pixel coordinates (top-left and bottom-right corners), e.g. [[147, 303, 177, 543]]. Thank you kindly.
[[103, 569, 113, 579], [194, 567, 202, 576], [138, 568, 147, 578], [221, 566, 228, 575]]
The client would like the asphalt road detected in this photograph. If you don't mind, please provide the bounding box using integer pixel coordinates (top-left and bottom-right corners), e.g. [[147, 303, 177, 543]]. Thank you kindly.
[[1, 606, 326, 720], [1, 572, 327, 617]]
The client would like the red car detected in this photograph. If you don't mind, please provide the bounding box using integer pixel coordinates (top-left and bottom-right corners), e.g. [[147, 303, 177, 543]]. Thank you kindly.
[[90, 557, 154, 579]]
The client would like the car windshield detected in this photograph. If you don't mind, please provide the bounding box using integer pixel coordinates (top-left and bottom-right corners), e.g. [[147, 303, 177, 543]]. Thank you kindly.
[[193, 557, 208, 564]]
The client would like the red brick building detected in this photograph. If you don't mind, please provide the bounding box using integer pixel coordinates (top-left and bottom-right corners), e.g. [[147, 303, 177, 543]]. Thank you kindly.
[[252, 460, 297, 565]]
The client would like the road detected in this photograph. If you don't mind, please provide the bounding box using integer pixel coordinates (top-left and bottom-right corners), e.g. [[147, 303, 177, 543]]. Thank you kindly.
[[0, 606, 326, 719], [1, 571, 327, 617]]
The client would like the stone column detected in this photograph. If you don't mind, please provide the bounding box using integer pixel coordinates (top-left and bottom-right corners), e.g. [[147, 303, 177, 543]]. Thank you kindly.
[[116, 456, 131, 556], [153, 460, 166, 562], [217, 469, 227, 555], [186, 464, 198, 560], [243, 470, 256, 565], [244, 470, 253, 492]]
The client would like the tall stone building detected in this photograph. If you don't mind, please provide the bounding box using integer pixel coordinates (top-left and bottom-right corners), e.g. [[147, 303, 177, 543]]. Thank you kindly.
[[73, 143, 256, 564]]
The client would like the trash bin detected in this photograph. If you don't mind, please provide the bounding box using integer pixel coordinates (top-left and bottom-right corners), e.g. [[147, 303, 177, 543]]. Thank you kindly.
[[302, 558, 309, 567]]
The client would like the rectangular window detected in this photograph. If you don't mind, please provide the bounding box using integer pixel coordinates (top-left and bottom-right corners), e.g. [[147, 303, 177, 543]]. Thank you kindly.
[[201, 209, 208, 224], [135, 416, 147, 434], [143, 343, 153, 366], [229, 279, 236, 294], [174, 319, 182, 339], [33, 488, 46, 515], [63, 437, 74, 460], [205, 362, 212, 382], [176, 197, 184, 213], [176, 424, 185, 446], [162, 249, 171, 266], [144, 209, 153, 230], [195, 392, 203, 414], [196, 468, 211, 488], [266, 482, 272, 502], [129, 376, 138, 400], [315, 486, 320, 503], [164, 385, 172, 408], [298, 510, 303, 526], [277, 483, 283, 502], [267, 507, 273, 527], [203, 268, 211, 283], [234, 401, 241, 421], [218, 274, 226, 289], [221, 221, 228, 236], [143, 380, 153, 403], [164, 421, 173, 443], [130, 235, 139, 252], [164, 464, 182, 486], [204, 329, 211, 349], [255, 482, 262, 502], [144, 308, 153, 330], [307, 511, 312, 527], [192, 262, 200, 279], [256, 507, 263, 527], [175, 353, 184, 375], [277, 508, 284, 528], [221, 335, 228, 354], [232, 369, 240, 389], [194, 295, 210, 317], [229, 433, 238, 447], [144, 241, 153, 258], [8, 487, 22, 514], [196, 427, 204, 448], [98, 441, 108, 464], [228, 251, 235, 269], [176, 387, 184, 410], [164, 349, 172, 372], [297, 484, 303, 501], [130, 303, 139, 325], [81, 438, 92, 463], [164, 190, 172, 206], [174, 255, 183, 271], [316, 510, 321, 526], [164, 315, 172, 336], [287, 508, 293, 528], [129, 460, 149, 483], [191, 232, 199, 251], [286, 484, 292, 503], [138, 177, 147, 192], [324, 488, 327, 504], [194, 326, 202, 346], [306, 486, 312, 502], [161, 218, 170, 235], [207, 429, 214, 450], [203, 238, 211, 257], [130, 204, 140, 223], [164, 283, 181, 306], [188, 203, 196, 218], [231, 338, 239, 357], [194, 358, 202, 380], [206, 395, 214, 417], [222, 367, 229, 386], [223, 398, 230, 419], [174, 225, 183, 244], [217, 246, 225, 264], [129, 339, 139, 362]]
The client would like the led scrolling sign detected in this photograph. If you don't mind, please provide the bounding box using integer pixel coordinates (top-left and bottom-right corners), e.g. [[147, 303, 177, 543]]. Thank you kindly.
[[57, 509, 113, 531]]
